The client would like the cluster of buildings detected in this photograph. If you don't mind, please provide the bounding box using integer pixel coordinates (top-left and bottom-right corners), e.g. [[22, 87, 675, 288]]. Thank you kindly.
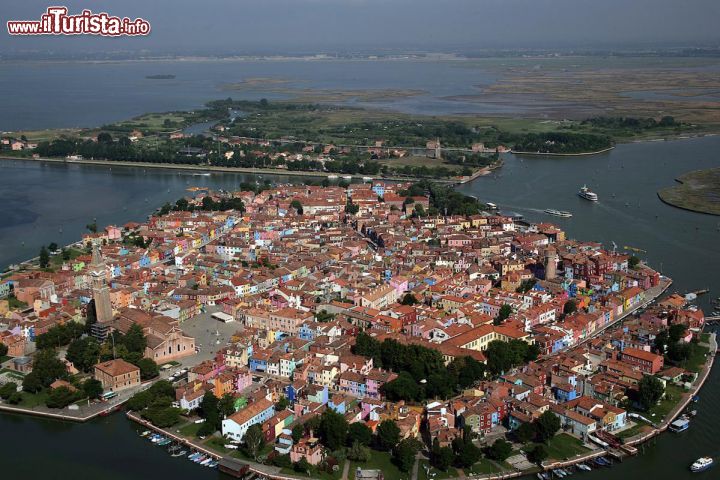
[[0, 183, 705, 465]]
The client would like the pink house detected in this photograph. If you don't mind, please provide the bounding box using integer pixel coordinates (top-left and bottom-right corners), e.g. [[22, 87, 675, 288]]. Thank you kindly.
[[105, 225, 122, 241], [234, 367, 253, 392], [390, 276, 409, 296], [290, 439, 324, 466]]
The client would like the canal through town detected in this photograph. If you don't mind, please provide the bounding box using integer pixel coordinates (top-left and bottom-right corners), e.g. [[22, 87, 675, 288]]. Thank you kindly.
[[1, 134, 719, 478]]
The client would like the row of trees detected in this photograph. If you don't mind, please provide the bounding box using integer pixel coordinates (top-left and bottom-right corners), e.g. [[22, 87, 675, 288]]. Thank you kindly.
[[400, 180, 486, 217], [353, 333, 486, 402], [500, 131, 612, 154]]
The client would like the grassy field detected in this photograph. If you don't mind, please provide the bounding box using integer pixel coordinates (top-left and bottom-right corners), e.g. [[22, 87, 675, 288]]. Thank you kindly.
[[466, 458, 504, 475], [537, 434, 591, 461], [178, 422, 203, 438], [646, 383, 686, 420], [616, 420, 652, 440], [349, 451, 408, 480], [417, 460, 459, 480], [658, 167, 720, 216]]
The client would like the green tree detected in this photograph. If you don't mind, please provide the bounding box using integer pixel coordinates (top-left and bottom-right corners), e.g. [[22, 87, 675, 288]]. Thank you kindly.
[[293, 457, 311, 474], [485, 340, 515, 376], [137, 358, 160, 380], [65, 337, 101, 373], [85, 299, 97, 328], [400, 293, 418, 305], [0, 343, 8, 358], [243, 423, 265, 460], [290, 200, 303, 215], [48, 242, 58, 252], [39, 246, 50, 268], [535, 411, 561, 443], [86, 222, 98, 233], [431, 438, 454, 471], [318, 409, 348, 451], [122, 324, 147, 354], [347, 440, 372, 462], [199, 391, 220, 434], [22, 371, 43, 393], [563, 299, 578, 316], [487, 439, 512, 461], [46, 386, 79, 409], [292, 423, 305, 443], [393, 438, 420, 472], [83, 378, 104, 400], [638, 375, 664, 411], [218, 393, 237, 417], [668, 323, 688, 344], [25, 349, 67, 389], [0, 382, 17, 400], [528, 444, 548, 464], [276, 396, 290, 411], [494, 304, 512, 325], [628, 255, 640, 269], [516, 421, 536, 444], [347, 422, 373, 447], [375, 419, 401, 451]]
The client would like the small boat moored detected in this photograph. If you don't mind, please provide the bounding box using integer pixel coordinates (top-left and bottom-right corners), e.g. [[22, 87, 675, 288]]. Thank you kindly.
[[669, 418, 690, 433]]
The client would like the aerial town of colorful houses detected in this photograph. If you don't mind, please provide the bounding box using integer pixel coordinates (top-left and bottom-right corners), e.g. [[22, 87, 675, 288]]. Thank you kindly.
[[0, 181, 710, 474]]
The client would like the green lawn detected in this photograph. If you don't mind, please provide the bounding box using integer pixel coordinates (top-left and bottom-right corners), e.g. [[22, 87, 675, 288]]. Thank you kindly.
[[616, 420, 651, 440], [17, 389, 49, 408], [178, 422, 203, 438], [204, 435, 232, 454], [466, 458, 503, 475], [350, 451, 409, 480], [540, 434, 590, 461], [50, 248, 84, 267], [417, 459, 459, 480], [700, 333, 710, 344], [647, 383, 685, 420], [281, 460, 345, 480], [684, 343, 710, 373], [7, 296, 28, 310]]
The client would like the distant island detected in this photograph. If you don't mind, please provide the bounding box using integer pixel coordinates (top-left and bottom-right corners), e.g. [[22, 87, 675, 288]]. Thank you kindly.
[[145, 74, 176, 80], [658, 167, 720, 215]]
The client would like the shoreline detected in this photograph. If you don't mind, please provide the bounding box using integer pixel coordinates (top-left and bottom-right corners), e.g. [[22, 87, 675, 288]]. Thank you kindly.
[[510, 146, 615, 157], [0, 155, 462, 184]]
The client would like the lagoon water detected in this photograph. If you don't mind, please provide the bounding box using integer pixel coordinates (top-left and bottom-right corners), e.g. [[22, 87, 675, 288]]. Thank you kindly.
[[1, 59, 720, 479]]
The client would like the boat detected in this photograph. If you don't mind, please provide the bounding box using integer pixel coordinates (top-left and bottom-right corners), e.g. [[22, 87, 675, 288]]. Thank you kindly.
[[577, 464, 592, 472], [544, 209, 573, 218], [342, 175, 352, 180], [208, 460, 219, 468], [537, 473, 545, 480], [578, 185, 599, 201], [362, 176, 373, 181], [669, 418, 690, 432], [201, 458, 213, 466], [690, 457, 713, 473], [140, 430, 151, 437], [327, 174, 338, 179], [486, 202, 498, 210], [157, 438, 172, 446]]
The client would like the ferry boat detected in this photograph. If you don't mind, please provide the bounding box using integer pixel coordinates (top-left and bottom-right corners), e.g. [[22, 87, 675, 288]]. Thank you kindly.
[[578, 185, 598, 201], [690, 457, 713, 473], [544, 209, 573, 218], [669, 418, 690, 432], [486, 202, 498, 210]]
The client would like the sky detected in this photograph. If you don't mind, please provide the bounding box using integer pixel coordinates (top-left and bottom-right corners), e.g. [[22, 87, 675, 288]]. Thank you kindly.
[[2, 0, 719, 55]]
